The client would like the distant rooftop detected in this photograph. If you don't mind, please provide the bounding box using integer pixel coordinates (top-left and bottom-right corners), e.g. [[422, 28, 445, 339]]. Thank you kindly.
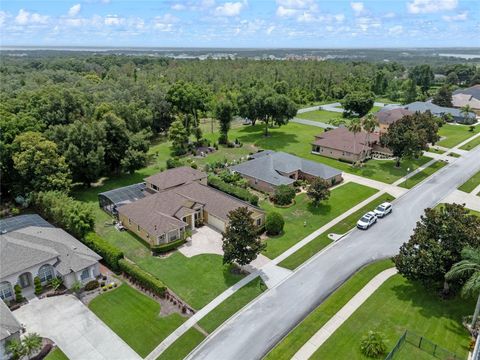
[[0, 214, 53, 234]]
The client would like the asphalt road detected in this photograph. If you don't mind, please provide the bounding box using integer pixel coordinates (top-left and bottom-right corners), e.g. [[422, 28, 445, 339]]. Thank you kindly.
[[187, 146, 480, 360]]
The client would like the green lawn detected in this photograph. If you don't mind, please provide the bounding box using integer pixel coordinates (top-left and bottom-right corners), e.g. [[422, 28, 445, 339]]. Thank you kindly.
[[45, 348, 69, 360], [265, 260, 395, 360], [198, 277, 266, 333], [398, 160, 447, 189], [89, 284, 185, 357], [460, 135, 480, 151], [311, 275, 473, 360], [427, 147, 446, 154], [458, 170, 480, 193], [279, 193, 395, 270], [296, 109, 343, 123], [156, 328, 205, 360], [260, 182, 378, 259], [437, 124, 479, 148], [136, 253, 245, 310]]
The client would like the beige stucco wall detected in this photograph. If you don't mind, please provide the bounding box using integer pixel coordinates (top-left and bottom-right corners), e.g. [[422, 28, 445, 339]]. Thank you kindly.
[[312, 145, 369, 163], [119, 213, 156, 246]]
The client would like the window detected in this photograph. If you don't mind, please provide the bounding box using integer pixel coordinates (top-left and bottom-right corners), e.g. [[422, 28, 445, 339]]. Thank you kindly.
[[137, 225, 140, 232], [128, 218, 131, 225], [38, 265, 54, 283], [168, 230, 179, 241], [80, 268, 90, 281], [152, 184, 159, 191], [256, 218, 262, 226], [0, 282, 13, 300]]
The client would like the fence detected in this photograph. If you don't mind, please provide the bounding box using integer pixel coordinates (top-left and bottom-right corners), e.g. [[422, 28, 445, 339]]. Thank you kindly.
[[385, 330, 463, 360]]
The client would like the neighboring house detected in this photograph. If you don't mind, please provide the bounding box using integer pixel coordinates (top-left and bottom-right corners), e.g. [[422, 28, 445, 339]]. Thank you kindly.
[[0, 301, 22, 360], [98, 167, 208, 216], [405, 101, 476, 124], [312, 127, 389, 163], [453, 84, 480, 113], [229, 151, 343, 194], [117, 168, 265, 246], [375, 108, 413, 134], [0, 215, 101, 302]]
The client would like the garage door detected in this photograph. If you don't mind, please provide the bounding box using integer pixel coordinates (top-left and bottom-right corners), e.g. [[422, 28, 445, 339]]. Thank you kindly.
[[207, 213, 226, 232]]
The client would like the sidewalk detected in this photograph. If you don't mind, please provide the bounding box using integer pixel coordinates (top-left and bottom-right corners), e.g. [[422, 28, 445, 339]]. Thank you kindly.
[[443, 190, 480, 212], [292, 268, 398, 360]]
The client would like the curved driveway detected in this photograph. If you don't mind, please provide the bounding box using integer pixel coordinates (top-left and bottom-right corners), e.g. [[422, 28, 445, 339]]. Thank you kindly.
[[187, 146, 480, 360]]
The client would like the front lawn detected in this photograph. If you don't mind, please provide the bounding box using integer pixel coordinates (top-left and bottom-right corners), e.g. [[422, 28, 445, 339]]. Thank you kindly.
[[279, 193, 395, 270], [398, 160, 447, 189], [460, 135, 480, 151], [296, 109, 343, 123], [428, 146, 446, 154], [437, 124, 479, 148], [89, 284, 185, 358], [311, 275, 473, 359], [265, 260, 394, 360], [260, 182, 378, 259], [458, 170, 480, 193], [45, 348, 69, 360], [136, 253, 245, 310]]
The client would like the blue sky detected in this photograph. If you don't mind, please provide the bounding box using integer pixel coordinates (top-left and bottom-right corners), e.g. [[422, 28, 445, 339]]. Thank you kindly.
[[1, 0, 479, 47]]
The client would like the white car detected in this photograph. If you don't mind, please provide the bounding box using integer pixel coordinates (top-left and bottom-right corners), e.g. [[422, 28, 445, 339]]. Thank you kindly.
[[357, 211, 377, 230], [373, 202, 393, 218]]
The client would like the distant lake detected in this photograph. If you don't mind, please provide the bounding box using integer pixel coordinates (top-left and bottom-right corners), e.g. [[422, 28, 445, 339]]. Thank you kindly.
[[438, 53, 480, 59]]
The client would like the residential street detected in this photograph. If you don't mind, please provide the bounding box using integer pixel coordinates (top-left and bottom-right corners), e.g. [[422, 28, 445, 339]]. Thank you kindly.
[[186, 145, 480, 360]]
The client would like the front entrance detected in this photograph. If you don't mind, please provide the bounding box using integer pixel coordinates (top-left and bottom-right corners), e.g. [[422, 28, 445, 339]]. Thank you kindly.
[[19, 272, 32, 289]]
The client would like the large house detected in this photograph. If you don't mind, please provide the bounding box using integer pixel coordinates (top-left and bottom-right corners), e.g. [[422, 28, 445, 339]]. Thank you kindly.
[[117, 167, 265, 246], [0, 215, 101, 302], [229, 151, 343, 194], [453, 85, 480, 114], [405, 101, 476, 124], [312, 127, 388, 163], [376, 108, 413, 134], [0, 301, 22, 360]]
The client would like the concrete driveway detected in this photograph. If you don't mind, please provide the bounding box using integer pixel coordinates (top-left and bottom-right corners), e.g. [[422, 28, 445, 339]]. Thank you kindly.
[[179, 225, 223, 257], [13, 295, 141, 360]]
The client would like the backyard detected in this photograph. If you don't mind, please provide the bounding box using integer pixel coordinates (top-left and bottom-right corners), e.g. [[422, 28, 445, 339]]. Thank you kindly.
[[89, 284, 186, 357], [310, 275, 473, 359], [260, 182, 378, 259], [437, 124, 479, 148]]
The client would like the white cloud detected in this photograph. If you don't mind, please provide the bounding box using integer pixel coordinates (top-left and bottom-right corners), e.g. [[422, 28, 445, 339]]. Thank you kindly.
[[384, 12, 396, 18], [202, 0, 216, 7], [266, 25, 275, 34], [275, 0, 318, 21], [171, 4, 186, 11], [276, 6, 298, 17], [0, 11, 8, 26], [442, 11, 468, 21], [350, 2, 364, 14], [68, 4, 81, 17], [15, 9, 49, 25], [104, 15, 125, 26], [388, 25, 403, 35], [153, 14, 178, 32], [407, 0, 457, 14], [334, 13, 345, 22], [214, 1, 245, 16]]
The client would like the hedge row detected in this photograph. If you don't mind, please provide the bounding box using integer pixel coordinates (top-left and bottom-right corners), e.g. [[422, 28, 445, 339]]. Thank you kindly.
[[83, 232, 124, 272], [151, 238, 186, 254], [118, 259, 167, 297], [208, 175, 259, 206]]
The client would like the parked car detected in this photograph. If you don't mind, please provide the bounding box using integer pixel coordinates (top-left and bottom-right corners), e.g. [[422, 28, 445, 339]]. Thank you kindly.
[[357, 211, 377, 230], [373, 202, 393, 218]]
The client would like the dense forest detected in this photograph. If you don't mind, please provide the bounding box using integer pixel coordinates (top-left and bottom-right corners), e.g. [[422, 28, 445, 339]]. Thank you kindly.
[[1, 53, 479, 198]]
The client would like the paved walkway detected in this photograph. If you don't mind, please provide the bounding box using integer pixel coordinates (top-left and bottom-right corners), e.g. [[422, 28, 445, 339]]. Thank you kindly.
[[291, 117, 336, 129], [342, 173, 407, 198], [318, 102, 391, 113], [14, 296, 141, 360], [291, 268, 398, 360], [472, 184, 480, 196], [443, 190, 480, 212]]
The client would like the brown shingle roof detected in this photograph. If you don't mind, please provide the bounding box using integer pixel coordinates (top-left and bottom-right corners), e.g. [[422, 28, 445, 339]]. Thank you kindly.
[[375, 108, 413, 125], [312, 127, 379, 155], [118, 182, 263, 236], [144, 166, 207, 191]]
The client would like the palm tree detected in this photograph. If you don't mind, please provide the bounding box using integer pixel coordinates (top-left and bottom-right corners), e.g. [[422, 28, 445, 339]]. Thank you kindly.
[[348, 118, 362, 161], [362, 113, 378, 158], [445, 247, 480, 330], [22, 333, 42, 359], [461, 105, 473, 124]]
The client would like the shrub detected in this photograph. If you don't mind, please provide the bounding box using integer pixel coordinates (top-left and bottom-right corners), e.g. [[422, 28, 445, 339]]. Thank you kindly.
[[118, 259, 166, 297], [265, 212, 285, 235], [14, 285, 23, 303], [83, 232, 124, 272], [84, 280, 100, 291], [34, 277, 42, 295], [166, 157, 184, 169], [31, 191, 94, 239], [151, 238, 186, 254], [360, 331, 387, 358], [208, 175, 259, 205], [272, 185, 295, 206]]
